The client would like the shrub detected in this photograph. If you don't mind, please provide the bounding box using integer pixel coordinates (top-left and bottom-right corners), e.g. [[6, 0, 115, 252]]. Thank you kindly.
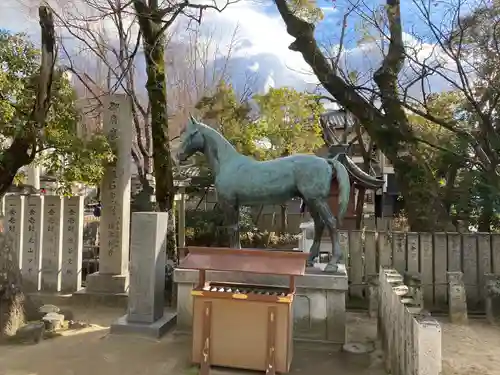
[[185, 206, 300, 249]]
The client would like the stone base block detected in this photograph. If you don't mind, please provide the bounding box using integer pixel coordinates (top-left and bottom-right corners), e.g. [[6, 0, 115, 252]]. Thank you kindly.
[[110, 310, 177, 338], [85, 272, 129, 294], [174, 267, 348, 344], [72, 288, 128, 308]]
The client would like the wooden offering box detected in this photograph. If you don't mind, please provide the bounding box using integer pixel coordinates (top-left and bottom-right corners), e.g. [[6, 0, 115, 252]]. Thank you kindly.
[[178, 247, 308, 375]]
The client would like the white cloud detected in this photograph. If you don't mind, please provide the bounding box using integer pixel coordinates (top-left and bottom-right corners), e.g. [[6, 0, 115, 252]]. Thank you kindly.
[[180, 0, 319, 90], [339, 32, 459, 99], [1, 0, 462, 99]]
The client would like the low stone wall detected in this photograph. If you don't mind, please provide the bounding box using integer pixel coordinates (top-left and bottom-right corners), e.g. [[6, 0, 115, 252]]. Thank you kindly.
[[174, 268, 348, 345], [378, 267, 442, 375]]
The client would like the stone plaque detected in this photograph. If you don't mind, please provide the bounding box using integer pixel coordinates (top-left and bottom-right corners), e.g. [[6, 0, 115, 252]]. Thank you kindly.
[[22, 195, 44, 291], [4, 195, 25, 268], [98, 94, 132, 276], [61, 196, 84, 292], [42, 196, 63, 292]]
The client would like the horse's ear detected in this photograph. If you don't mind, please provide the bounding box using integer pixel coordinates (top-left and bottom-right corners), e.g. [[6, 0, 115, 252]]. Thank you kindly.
[[189, 114, 198, 125]]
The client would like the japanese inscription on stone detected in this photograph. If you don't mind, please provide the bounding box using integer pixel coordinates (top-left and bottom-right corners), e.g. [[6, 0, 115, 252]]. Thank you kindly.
[[90, 94, 131, 279], [42, 197, 63, 291], [22, 196, 43, 290], [61, 196, 83, 292], [4, 196, 24, 267], [105, 101, 121, 258]]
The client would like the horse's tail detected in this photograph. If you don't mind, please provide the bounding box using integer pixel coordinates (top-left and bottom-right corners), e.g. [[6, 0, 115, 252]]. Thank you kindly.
[[327, 157, 350, 225]]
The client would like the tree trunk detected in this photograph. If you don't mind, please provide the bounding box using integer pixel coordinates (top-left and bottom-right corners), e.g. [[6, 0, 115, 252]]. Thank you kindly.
[[134, 2, 175, 214], [1, 6, 56, 338], [273, 0, 454, 231]]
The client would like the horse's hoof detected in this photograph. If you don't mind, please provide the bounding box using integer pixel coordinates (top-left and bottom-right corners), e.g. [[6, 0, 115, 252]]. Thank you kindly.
[[323, 264, 338, 273], [323, 263, 346, 274]]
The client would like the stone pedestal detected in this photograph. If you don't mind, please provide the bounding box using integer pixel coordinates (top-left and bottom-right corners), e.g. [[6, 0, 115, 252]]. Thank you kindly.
[[22, 195, 44, 291], [174, 268, 348, 345], [41, 196, 63, 292], [110, 213, 176, 337], [85, 94, 132, 295]]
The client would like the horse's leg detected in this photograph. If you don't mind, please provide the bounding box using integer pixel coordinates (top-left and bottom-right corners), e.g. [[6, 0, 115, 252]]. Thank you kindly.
[[312, 199, 344, 273], [305, 201, 324, 267], [221, 200, 241, 249]]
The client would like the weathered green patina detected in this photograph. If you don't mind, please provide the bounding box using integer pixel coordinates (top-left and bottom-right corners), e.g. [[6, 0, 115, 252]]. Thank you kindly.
[[177, 116, 351, 272]]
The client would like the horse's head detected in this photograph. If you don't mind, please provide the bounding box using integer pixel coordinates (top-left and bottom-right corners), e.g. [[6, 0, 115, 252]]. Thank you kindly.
[[177, 115, 205, 162]]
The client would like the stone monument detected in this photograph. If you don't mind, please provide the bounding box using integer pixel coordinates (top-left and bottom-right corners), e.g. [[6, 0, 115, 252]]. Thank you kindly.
[[4, 195, 25, 269], [22, 195, 44, 291], [110, 212, 176, 337], [85, 94, 132, 295], [41, 196, 63, 292], [61, 196, 84, 292]]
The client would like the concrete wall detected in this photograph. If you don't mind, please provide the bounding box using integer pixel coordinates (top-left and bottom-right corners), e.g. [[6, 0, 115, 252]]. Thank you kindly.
[[378, 267, 442, 375]]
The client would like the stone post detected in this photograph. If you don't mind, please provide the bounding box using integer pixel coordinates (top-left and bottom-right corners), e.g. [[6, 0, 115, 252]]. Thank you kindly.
[[61, 196, 84, 292], [177, 187, 186, 250], [22, 195, 44, 291], [1, 195, 6, 216], [26, 165, 41, 190], [485, 273, 500, 325], [41, 196, 64, 292], [412, 315, 442, 375], [4, 195, 25, 268], [110, 212, 176, 337], [85, 94, 132, 294], [447, 272, 468, 324], [367, 274, 379, 318]]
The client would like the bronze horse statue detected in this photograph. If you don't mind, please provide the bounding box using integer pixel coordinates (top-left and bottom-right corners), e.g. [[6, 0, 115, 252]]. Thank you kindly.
[[177, 116, 351, 273]]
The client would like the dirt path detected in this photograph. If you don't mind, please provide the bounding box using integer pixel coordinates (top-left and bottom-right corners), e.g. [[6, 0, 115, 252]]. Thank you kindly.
[[441, 318, 500, 375], [0, 307, 385, 375], [0, 306, 497, 375]]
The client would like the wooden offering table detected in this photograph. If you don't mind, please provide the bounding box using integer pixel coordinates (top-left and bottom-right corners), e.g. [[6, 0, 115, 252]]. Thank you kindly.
[[178, 247, 308, 375]]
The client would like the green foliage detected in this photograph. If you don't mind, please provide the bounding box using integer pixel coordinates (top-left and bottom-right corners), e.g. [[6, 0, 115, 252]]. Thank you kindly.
[[0, 31, 114, 194], [408, 90, 500, 231], [185, 206, 255, 246], [253, 87, 324, 159], [196, 81, 256, 156], [287, 0, 324, 23], [196, 83, 324, 161], [185, 206, 300, 248]]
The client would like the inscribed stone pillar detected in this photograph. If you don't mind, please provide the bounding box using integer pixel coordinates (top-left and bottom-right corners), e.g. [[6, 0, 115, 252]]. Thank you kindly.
[[41, 196, 64, 292], [110, 212, 176, 337], [447, 272, 468, 324], [86, 94, 132, 294], [22, 195, 44, 291], [61, 196, 84, 292], [4, 195, 25, 268]]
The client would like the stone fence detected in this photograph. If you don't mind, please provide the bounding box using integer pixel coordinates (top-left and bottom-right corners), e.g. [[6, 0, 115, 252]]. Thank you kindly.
[[378, 267, 442, 375], [1, 194, 84, 292]]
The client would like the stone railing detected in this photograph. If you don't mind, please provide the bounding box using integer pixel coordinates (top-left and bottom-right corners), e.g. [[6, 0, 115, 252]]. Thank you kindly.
[[378, 267, 442, 375]]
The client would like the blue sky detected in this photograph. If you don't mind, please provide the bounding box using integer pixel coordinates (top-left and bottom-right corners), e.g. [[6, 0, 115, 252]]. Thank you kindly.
[[0, 0, 476, 95]]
